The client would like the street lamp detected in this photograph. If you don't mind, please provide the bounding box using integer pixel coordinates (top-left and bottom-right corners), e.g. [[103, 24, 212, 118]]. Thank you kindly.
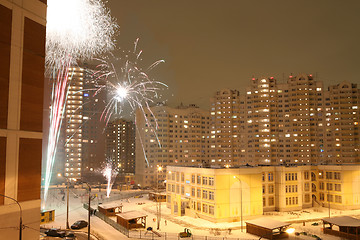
[[58, 173, 70, 229], [0, 194, 23, 240], [157, 166, 162, 230], [80, 181, 91, 240], [233, 176, 243, 232]]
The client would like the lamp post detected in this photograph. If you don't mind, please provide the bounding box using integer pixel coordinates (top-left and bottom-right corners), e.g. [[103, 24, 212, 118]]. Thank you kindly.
[[58, 173, 70, 229], [233, 176, 243, 232], [80, 181, 91, 240], [157, 166, 162, 230], [0, 194, 23, 240]]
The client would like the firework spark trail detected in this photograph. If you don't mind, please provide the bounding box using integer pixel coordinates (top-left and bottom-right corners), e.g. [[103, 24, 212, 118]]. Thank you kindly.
[[44, 60, 72, 201], [43, 0, 118, 202], [101, 160, 119, 198]]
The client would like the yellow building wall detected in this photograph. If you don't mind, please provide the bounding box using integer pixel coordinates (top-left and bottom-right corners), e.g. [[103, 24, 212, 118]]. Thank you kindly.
[[214, 172, 262, 221]]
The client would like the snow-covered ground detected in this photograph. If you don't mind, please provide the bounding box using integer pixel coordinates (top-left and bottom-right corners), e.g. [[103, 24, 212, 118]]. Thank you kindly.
[[41, 187, 360, 240]]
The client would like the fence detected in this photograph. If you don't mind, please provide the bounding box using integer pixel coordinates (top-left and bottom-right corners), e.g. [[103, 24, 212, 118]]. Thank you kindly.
[[128, 230, 255, 240], [83, 203, 130, 237]]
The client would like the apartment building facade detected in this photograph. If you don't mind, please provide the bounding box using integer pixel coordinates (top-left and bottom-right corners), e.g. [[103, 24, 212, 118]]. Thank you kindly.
[[64, 67, 84, 179], [0, 0, 47, 238], [105, 119, 135, 174], [135, 104, 211, 187], [210, 74, 360, 166], [166, 165, 360, 223]]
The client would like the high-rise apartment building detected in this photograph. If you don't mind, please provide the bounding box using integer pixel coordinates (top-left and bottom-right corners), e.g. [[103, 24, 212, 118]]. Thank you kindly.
[[0, 0, 47, 238], [211, 74, 360, 166], [64, 67, 84, 179], [210, 89, 242, 165], [135, 104, 211, 187], [105, 119, 135, 174], [324, 81, 360, 164], [82, 66, 106, 181]]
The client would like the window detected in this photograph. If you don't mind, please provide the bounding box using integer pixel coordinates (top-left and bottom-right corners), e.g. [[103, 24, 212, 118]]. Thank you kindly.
[[268, 197, 274, 206], [176, 185, 179, 193], [262, 173, 265, 182], [326, 172, 333, 180], [334, 172, 341, 180], [262, 185, 265, 194], [176, 172, 180, 181], [268, 172, 273, 181], [335, 184, 341, 192], [191, 174, 195, 183], [263, 197, 266, 207], [304, 171, 309, 180], [327, 194, 333, 202], [286, 185, 298, 193], [326, 183, 333, 191], [202, 176, 208, 185], [319, 182, 324, 190], [197, 202, 201, 211], [167, 184, 171, 191], [202, 190, 208, 199], [203, 204, 208, 213], [305, 194, 310, 203], [181, 173, 185, 182], [197, 175, 201, 184], [209, 191, 214, 200], [320, 193, 324, 201], [319, 171, 324, 179], [172, 185, 175, 192], [181, 186, 184, 195], [209, 177, 214, 186], [285, 173, 297, 181], [191, 187, 195, 197], [268, 184, 274, 194], [197, 189, 201, 198], [335, 195, 342, 203], [209, 205, 215, 215], [304, 183, 310, 191]]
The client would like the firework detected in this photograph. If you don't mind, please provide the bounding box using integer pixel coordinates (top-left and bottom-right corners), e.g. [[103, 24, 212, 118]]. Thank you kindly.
[[46, 0, 117, 70], [43, 0, 118, 201], [92, 39, 168, 126], [101, 160, 119, 198]]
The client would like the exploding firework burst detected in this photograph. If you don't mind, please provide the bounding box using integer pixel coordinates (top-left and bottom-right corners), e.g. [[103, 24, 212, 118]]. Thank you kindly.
[[43, 0, 118, 202], [46, 0, 117, 70], [92, 39, 168, 125]]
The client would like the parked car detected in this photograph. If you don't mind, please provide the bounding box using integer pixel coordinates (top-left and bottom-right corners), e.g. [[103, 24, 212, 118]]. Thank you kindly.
[[45, 228, 66, 238], [71, 220, 88, 229], [63, 232, 76, 240]]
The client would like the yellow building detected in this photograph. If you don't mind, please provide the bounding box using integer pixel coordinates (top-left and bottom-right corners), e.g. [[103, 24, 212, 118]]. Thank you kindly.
[[166, 166, 263, 223], [166, 165, 360, 223]]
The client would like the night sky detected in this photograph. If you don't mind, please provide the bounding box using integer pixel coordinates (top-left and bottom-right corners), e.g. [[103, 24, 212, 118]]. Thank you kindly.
[[106, 0, 360, 109]]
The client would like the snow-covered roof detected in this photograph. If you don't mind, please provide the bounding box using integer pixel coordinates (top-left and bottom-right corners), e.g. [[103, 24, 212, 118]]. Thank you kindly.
[[116, 211, 147, 220], [245, 218, 291, 230], [98, 202, 122, 210], [322, 216, 360, 227]]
